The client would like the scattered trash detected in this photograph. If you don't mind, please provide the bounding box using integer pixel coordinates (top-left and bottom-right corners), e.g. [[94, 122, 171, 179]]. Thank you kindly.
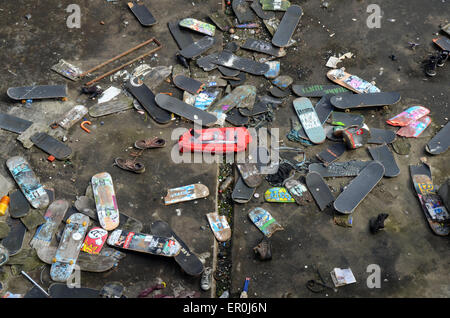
[[330, 268, 356, 287]]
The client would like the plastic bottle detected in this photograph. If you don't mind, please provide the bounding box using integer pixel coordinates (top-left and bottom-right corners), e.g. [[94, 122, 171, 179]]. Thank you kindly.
[[240, 277, 250, 298], [219, 290, 229, 298], [219, 176, 234, 193], [0, 196, 10, 216]]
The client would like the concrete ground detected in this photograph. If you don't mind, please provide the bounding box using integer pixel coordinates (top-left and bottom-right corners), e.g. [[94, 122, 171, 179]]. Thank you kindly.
[[0, 0, 448, 299]]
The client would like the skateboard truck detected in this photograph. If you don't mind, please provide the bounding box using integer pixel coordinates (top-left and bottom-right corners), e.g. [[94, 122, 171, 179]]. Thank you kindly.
[[79, 38, 162, 86]]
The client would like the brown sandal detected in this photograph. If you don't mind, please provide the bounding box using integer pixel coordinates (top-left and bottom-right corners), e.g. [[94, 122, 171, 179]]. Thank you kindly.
[[114, 158, 145, 174], [134, 137, 166, 149]]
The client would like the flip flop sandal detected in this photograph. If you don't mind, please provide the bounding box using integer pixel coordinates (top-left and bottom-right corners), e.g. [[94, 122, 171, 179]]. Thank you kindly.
[[114, 158, 145, 174], [134, 137, 166, 149]]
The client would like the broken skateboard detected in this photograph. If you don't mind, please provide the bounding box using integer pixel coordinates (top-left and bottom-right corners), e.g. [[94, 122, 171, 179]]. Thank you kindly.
[[0, 113, 33, 134], [293, 97, 326, 144], [179, 36, 216, 59], [212, 51, 269, 76], [333, 161, 385, 214], [330, 92, 401, 109], [168, 20, 195, 50], [6, 156, 49, 209], [306, 171, 334, 211], [386, 106, 430, 127], [206, 212, 231, 242], [309, 160, 372, 178], [81, 227, 108, 255], [248, 207, 284, 237], [368, 144, 400, 177], [283, 175, 313, 205], [7, 85, 68, 102], [261, 0, 291, 11], [57, 105, 88, 129], [426, 122, 450, 155], [30, 132, 72, 160], [179, 18, 215, 36], [1, 216, 26, 256], [128, 1, 156, 26], [316, 143, 346, 166], [264, 187, 295, 203], [50, 213, 90, 282], [396, 116, 431, 138], [107, 229, 181, 257], [91, 172, 120, 231], [232, 176, 256, 204], [150, 220, 204, 276], [327, 68, 380, 94], [173, 75, 205, 94], [164, 183, 209, 205], [292, 84, 349, 97], [272, 5, 303, 48]]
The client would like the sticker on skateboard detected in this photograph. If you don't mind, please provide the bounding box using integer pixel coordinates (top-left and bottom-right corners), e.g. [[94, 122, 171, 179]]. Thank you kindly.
[[91, 172, 120, 231], [50, 213, 90, 282], [30, 200, 69, 249], [164, 183, 209, 205], [81, 227, 108, 255], [333, 161, 384, 214], [306, 171, 334, 211], [327, 68, 380, 93], [272, 5, 303, 48], [386, 106, 430, 127], [396, 116, 431, 138], [368, 144, 400, 177], [0, 113, 33, 134], [426, 122, 449, 155], [316, 143, 346, 166], [206, 212, 231, 242], [330, 92, 401, 109], [107, 229, 181, 257], [179, 18, 215, 36], [330, 111, 364, 128], [264, 187, 295, 203], [248, 207, 284, 237], [6, 156, 49, 209], [128, 1, 156, 27], [293, 97, 326, 144], [30, 132, 72, 161], [7, 85, 68, 102], [292, 84, 349, 97]]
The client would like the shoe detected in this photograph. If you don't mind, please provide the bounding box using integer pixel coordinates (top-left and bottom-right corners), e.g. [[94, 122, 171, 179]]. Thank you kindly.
[[369, 213, 389, 234], [253, 236, 272, 261], [200, 267, 212, 291], [114, 158, 145, 174], [437, 51, 449, 67], [425, 56, 438, 76], [134, 137, 166, 149], [342, 124, 370, 149]]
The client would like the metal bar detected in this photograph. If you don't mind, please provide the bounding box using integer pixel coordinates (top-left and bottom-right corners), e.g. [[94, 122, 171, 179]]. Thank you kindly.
[[21, 271, 50, 298]]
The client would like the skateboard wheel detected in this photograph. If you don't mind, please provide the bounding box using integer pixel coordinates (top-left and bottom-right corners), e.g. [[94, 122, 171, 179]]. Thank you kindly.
[[66, 219, 71, 224], [21, 100, 26, 104], [69, 260, 74, 265], [52, 258, 57, 263], [82, 221, 87, 226], [62, 97, 68, 101]]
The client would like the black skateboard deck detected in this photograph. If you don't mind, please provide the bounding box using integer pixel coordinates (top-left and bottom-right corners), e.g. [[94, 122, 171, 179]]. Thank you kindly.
[[232, 176, 256, 203], [7, 85, 67, 101], [155, 93, 217, 126], [270, 86, 290, 98], [197, 53, 220, 71], [272, 5, 303, 47], [239, 95, 277, 117], [8, 190, 30, 219], [283, 176, 313, 206], [330, 111, 364, 128], [100, 282, 125, 298], [2, 216, 26, 256], [368, 128, 396, 144], [309, 161, 373, 178], [227, 72, 247, 87], [232, 0, 257, 23], [212, 50, 269, 76], [218, 66, 240, 77], [241, 38, 285, 57], [426, 122, 449, 155], [49, 283, 101, 298], [306, 171, 334, 211], [316, 143, 346, 166], [315, 94, 334, 125], [150, 220, 204, 276], [125, 77, 172, 124], [226, 108, 249, 126], [173, 75, 205, 94], [0, 113, 33, 134], [292, 84, 349, 97], [128, 1, 156, 26], [179, 36, 216, 59], [30, 132, 72, 160], [168, 21, 194, 50], [250, 0, 275, 20], [333, 161, 385, 214], [433, 37, 450, 51], [24, 286, 49, 298], [368, 144, 400, 177], [330, 92, 401, 109], [409, 162, 431, 179]]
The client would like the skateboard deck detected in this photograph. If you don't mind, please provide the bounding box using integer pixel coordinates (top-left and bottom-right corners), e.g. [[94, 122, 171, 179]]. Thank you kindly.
[[330, 111, 365, 128], [368, 144, 400, 177], [150, 220, 204, 276], [283, 176, 313, 205], [410, 173, 449, 236], [8, 190, 30, 219], [333, 161, 385, 214], [261, 0, 291, 11], [209, 85, 257, 115], [179, 18, 215, 36], [179, 36, 216, 59], [306, 171, 334, 211], [314, 94, 334, 125], [293, 97, 326, 144], [155, 94, 217, 126], [264, 187, 295, 203], [264, 60, 281, 79], [125, 77, 172, 124], [168, 21, 194, 50], [91, 172, 120, 231], [206, 212, 231, 242], [89, 96, 133, 118], [241, 38, 285, 57], [218, 66, 240, 77], [396, 116, 431, 138], [270, 86, 290, 98], [272, 5, 303, 48], [386, 106, 429, 127], [292, 84, 349, 97], [233, 0, 257, 23], [7, 85, 67, 101], [128, 1, 156, 26], [30, 132, 72, 160], [330, 92, 401, 109], [50, 213, 90, 282], [239, 95, 280, 117], [1, 216, 26, 256], [107, 229, 181, 257], [248, 207, 284, 237], [232, 176, 256, 203], [6, 156, 49, 209], [225, 108, 249, 126], [178, 127, 251, 153], [272, 75, 293, 90], [58, 105, 88, 129], [433, 37, 450, 51], [38, 246, 120, 273], [48, 283, 100, 298], [368, 128, 396, 144], [81, 227, 108, 255], [426, 122, 450, 155], [173, 75, 205, 94], [30, 200, 68, 249], [164, 184, 209, 205], [327, 68, 380, 94], [316, 143, 346, 166], [209, 11, 233, 32], [309, 161, 372, 178], [251, 0, 275, 19], [237, 162, 263, 188], [0, 113, 33, 134], [442, 23, 450, 36], [100, 282, 125, 298], [212, 51, 270, 76]]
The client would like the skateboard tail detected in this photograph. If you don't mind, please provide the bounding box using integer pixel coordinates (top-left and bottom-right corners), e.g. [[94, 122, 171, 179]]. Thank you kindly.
[[50, 262, 77, 282]]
